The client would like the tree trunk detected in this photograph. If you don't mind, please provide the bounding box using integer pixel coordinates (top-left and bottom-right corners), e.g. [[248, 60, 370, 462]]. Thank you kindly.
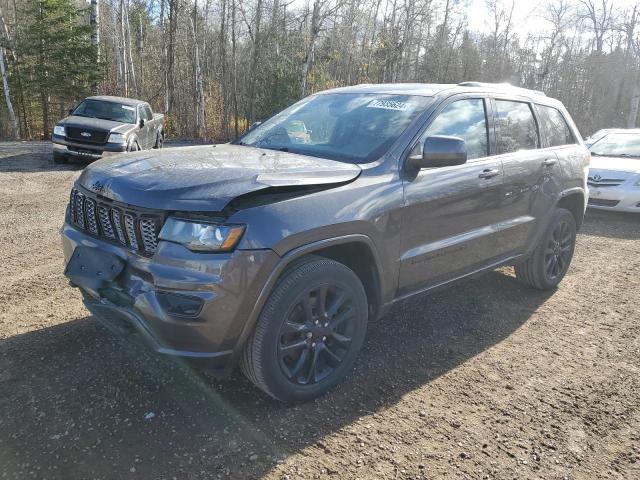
[[40, 90, 49, 140], [120, 0, 128, 96], [247, 0, 263, 123], [301, 0, 321, 97], [190, 3, 205, 138], [90, 0, 99, 94], [628, 78, 640, 128], [231, 0, 239, 137], [0, 47, 18, 139], [125, 1, 137, 95]]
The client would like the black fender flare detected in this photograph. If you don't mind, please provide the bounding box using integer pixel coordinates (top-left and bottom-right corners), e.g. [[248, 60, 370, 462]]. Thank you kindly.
[[225, 234, 385, 374]]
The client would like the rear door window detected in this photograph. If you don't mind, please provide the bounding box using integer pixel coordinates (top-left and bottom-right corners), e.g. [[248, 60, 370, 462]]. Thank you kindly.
[[535, 105, 575, 147], [420, 98, 489, 160], [495, 100, 539, 154]]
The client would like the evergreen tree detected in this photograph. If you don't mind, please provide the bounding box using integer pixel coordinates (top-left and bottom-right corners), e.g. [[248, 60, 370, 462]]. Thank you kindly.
[[14, 0, 100, 138]]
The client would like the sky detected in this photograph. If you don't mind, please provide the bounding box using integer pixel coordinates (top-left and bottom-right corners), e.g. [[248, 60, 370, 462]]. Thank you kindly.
[[465, 0, 638, 37]]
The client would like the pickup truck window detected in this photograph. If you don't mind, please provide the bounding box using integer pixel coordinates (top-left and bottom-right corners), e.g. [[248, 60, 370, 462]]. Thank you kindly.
[[72, 99, 137, 124], [419, 99, 488, 160], [143, 105, 153, 121], [237, 93, 431, 163]]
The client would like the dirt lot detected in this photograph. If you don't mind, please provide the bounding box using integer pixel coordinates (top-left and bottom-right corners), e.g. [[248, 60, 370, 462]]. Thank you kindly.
[[0, 141, 639, 480]]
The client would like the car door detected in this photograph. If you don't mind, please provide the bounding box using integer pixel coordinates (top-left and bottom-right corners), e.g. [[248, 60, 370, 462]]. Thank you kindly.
[[143, 104, 158, 147], [491, 98, 556, 254], [398, 96, 509, 295], [137, 105, 152, 149]]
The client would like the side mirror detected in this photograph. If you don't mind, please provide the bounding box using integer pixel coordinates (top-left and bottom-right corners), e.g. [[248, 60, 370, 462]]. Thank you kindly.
[[68, 108, 74, 115], [139, 118, 145, 128], [407, 135, 467, 170]]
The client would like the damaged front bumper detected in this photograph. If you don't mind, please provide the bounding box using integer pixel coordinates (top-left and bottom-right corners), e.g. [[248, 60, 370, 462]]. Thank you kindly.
[[61, 221, 280, 375]]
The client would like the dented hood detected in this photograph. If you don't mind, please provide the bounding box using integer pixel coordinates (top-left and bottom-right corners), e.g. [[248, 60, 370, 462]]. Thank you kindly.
[[77, 144, 361, 211]]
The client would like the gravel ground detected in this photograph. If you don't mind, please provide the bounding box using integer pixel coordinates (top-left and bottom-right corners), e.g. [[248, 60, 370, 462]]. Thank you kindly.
[[0, 141, 639, 480]]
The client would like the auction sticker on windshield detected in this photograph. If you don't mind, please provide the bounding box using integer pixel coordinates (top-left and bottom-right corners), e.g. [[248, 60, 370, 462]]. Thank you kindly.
[[366, 99, 413, 111]]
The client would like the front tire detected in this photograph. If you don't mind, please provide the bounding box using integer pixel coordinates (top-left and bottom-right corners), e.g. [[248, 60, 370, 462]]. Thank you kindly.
[[154, 133, 164, 149], [240, 256, 368, 403], [515, 208, 577, 290]]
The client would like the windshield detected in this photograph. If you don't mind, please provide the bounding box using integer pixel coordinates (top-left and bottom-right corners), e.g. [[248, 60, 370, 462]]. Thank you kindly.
[[590, 133, 640, 158], [236, 93, 432, 163], [72, 99, 137, 124]]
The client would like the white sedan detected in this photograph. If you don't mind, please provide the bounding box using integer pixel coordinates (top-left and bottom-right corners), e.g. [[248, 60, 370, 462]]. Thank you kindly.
[[587, 130, 640, 213]]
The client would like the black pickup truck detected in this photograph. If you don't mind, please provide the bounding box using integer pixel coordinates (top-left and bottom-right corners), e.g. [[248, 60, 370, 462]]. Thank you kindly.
[[52, 96, 165, 164]]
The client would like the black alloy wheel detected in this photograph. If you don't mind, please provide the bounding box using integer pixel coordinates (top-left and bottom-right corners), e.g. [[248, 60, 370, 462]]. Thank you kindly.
[[240, 255, 368, 402], [277, 284, 356, 385]]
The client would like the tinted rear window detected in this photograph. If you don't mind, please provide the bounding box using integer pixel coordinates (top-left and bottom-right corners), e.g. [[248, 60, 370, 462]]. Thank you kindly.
[[495, 100, 539, 154], [535, 105, 574, 147]]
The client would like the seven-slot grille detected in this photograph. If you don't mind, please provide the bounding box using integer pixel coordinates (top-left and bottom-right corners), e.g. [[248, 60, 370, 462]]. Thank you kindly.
[[65, 127, 109, 144], [69, 187, 161, 254]]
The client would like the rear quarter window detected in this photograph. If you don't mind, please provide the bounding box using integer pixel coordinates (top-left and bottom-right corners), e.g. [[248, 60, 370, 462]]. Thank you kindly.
[[535, 105, 575, 147], [495, 100, 539, 154]]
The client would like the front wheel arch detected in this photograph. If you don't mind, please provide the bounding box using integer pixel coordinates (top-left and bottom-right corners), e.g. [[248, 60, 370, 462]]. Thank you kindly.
[[126, 136, 140, 152], [229, 235, 386, 373]]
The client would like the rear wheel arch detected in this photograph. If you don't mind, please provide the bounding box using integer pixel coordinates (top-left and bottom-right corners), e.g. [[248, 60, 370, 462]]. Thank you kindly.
[[556, 190, 585, 230]]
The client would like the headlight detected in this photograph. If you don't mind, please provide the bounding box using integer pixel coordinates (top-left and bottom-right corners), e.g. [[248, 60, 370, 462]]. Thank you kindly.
[[53, 125, 65, 136], [159, 218, 245, 252], [109, 132, 126, 144]]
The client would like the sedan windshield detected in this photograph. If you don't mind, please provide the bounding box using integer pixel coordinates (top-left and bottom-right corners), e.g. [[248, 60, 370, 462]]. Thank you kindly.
[[236, 93, 432, 163], [590, 133, 640, 158], [72, 99, 137, 124]]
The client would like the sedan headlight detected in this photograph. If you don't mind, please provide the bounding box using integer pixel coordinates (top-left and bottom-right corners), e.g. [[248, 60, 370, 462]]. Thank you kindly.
[[109, 132, 126, 144], [159, 218, 245, 252], [53, 125, 65, 136]]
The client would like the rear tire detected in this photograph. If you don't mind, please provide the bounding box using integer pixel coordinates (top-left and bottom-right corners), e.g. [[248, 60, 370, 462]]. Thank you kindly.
[[53, 152, 68, 164], [155, 133, 164, 149], [240, 255, 368, 403], [515, 208, 576, 290]]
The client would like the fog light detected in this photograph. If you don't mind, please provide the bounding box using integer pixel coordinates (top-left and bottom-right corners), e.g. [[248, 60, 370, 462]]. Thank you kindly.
[[157, 291, 204, 318]]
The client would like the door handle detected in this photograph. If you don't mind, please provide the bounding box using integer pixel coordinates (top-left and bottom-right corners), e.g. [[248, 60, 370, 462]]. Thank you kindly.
[[543, 158, 557, 167], [478, 168, 500, 179]]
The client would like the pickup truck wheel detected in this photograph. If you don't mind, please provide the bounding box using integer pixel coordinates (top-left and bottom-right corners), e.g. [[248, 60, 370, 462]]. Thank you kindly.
[[155, 133, 164, 149], [240, 256, 368, 403], [515, 208, 576, 290], [127, 141, 139, 152]]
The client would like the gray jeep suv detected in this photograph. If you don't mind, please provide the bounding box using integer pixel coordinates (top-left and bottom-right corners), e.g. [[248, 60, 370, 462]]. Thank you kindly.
[[61, 82, 589, 402]]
